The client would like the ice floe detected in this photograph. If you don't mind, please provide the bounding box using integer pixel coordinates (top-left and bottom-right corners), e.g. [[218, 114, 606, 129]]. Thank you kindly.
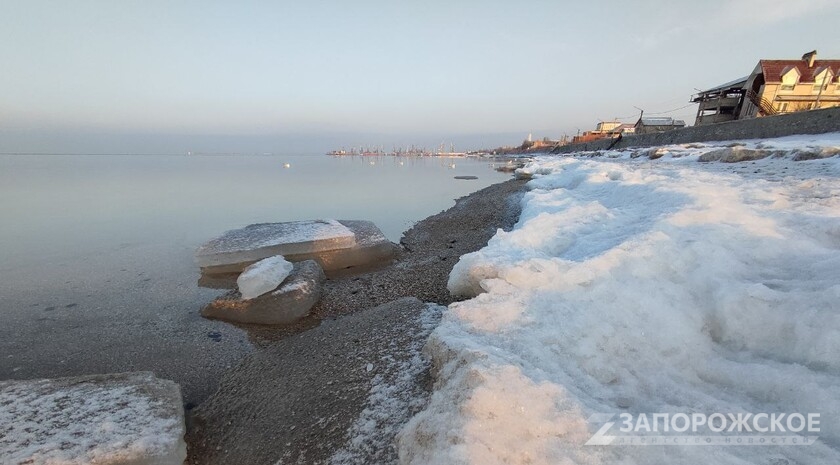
[[203, 260, 326, 325], [197, 219, 396, 276], [195, 219, 356, 271], [0, 372, 186, 465]]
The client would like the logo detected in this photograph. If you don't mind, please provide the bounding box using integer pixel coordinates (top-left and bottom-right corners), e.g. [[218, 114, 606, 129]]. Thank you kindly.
[[585, 413, 820, 446]]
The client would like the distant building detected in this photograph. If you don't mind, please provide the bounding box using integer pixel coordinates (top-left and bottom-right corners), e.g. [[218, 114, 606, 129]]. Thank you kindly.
[[595, 121, 622, 132], [691, 50, 840, 126], [570, 121, 635, 144], [571, 132, 609, 144], [611, 123, 636, 135], [520, 135, 561, 151], [634, 117, 686, 134]]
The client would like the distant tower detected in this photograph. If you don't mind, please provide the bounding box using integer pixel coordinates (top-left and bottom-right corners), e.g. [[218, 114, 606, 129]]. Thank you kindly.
[[527, 133, 532, 142]]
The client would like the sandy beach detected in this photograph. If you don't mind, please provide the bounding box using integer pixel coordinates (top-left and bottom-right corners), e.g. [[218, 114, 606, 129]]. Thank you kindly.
[[186, 178, 527, 464]]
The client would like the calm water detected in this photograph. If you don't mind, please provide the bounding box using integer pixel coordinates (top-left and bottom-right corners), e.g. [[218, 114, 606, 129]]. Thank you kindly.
[[0, 153, 510, 403]]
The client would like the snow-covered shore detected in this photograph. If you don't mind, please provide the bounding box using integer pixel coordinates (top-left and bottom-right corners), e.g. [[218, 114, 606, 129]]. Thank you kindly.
[[185, 180, 527, 465], [397, 134, 840, 464]]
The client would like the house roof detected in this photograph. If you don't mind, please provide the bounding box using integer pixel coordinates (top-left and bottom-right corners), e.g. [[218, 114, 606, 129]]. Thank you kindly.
[[759, 60, 840, 83], [698, 76, 749, 95], [638, 117, 686, 126]]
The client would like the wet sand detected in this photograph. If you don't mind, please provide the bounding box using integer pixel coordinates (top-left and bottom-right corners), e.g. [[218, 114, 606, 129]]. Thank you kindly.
[[186, 178, 526, 464]]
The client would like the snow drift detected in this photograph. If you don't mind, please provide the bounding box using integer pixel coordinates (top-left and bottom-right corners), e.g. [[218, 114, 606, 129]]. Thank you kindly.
[[398, 134, 840, 464]]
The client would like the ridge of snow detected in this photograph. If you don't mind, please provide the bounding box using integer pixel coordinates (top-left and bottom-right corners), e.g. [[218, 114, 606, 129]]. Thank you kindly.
[[398, 135, 840, 465]]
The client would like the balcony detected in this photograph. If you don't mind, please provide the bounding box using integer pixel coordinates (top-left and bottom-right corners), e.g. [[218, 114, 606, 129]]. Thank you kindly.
[[697, 97, 741, 111]]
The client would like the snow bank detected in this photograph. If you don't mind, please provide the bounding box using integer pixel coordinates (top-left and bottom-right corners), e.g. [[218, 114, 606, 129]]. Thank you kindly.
[[0, 372, 186, 465], [399, 136, 840, 464], [547, 131, 840, 164], [237, 255, 294, 299]]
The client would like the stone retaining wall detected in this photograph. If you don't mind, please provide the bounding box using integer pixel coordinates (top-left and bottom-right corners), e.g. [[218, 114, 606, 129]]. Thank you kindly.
[[554, 106, 840, 153]]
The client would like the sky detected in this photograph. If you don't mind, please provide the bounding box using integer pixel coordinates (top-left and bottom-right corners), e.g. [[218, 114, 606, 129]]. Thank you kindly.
[[1, 0, 840, 154]]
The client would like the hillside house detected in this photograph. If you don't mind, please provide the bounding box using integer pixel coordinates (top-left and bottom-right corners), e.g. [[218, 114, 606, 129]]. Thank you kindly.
[[691, 51, 840, 125], [740, 51, 840, 118]]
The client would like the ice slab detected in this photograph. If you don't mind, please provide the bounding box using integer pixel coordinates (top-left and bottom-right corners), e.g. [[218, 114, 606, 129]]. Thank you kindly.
[[195, 219, 356, 269], [0, 372, 186, 465], [199, 220, 397, 276], [237, 255, 294, 300], [698, 146, 774, 162], [300, 220, 398, 277], [203, 260, 326, 325]]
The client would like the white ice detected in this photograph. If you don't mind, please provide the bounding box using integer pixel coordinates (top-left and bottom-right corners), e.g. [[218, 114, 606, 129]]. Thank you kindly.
[[195, 219, 356, 268], [398, 134, 840, 464], [237, 255, 294, 300], [0, 372, 186, 465]]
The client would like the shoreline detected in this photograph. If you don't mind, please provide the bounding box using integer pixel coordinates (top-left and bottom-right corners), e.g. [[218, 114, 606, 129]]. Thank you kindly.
[[0, 154, 511, 411], [186, 178, 528, 464]]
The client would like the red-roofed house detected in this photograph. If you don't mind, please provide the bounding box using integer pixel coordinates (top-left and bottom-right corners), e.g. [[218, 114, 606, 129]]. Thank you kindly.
[[692, 51, 840, 126], [740, 50, 840, 119]]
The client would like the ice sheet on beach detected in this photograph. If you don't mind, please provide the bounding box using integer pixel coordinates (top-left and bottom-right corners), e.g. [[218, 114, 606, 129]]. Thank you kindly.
[[0, 372, 186, 465], [309, 220, 397, 275], [195, 219, 356, 269], [398, 133, 840, 464], [197, 220, 397, 276]]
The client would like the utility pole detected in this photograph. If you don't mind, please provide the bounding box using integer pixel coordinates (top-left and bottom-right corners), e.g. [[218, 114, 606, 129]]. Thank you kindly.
[[633, 106, 644, 124], [815, 73, 827, 109]]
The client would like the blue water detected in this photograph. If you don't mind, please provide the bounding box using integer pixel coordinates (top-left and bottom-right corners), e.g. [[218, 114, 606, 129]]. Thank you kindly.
[[0, 153, 509, 402]]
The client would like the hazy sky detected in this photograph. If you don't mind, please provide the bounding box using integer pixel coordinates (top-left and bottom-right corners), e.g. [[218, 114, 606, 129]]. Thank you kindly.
[[2, 0, 840, 153]]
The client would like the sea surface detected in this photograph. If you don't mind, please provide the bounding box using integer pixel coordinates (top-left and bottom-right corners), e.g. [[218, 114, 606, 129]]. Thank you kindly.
[[0, 153, 511, 403]]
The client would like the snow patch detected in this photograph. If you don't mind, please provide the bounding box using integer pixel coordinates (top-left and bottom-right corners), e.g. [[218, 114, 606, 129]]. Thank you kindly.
[[400, 136, 840, 464]]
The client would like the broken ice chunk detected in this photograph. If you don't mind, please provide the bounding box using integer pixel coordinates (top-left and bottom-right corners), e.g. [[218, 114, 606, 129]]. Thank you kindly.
[[0, 372, 186, 465], [203, 260, 326, 325], [237, 255, 294, 300], [197, 220, 397, 276], [195, 219, 356, 269]]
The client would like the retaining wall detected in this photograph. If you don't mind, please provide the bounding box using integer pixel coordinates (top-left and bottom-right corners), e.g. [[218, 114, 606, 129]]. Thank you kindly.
[[554, 106, 840, 153]]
